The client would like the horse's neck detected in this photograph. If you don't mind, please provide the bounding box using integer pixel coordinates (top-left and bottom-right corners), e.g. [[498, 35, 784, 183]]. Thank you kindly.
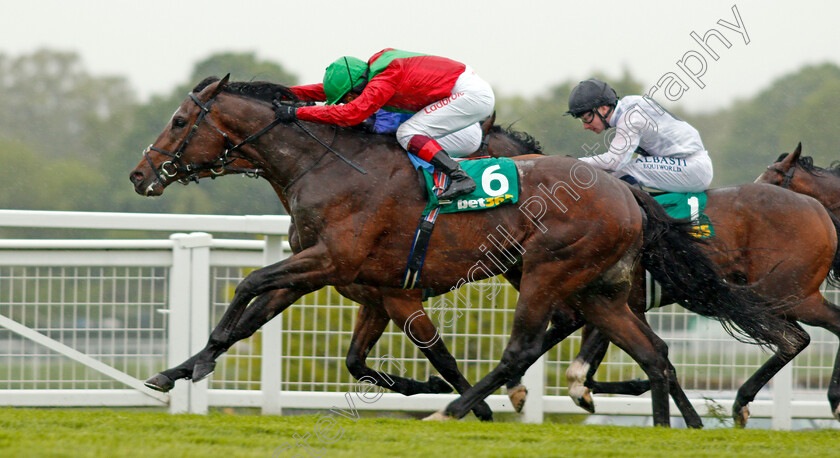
[[483, 131, 534, 158], [810, 173, 840, 213], [255, 122, 347, 192]]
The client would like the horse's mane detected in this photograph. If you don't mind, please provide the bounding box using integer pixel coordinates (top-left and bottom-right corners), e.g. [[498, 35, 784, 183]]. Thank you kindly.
[[776, 153, 840, 178], [193, 76, 301, 104], [194, 77, 544, 155], [490, 124, 544, 155]]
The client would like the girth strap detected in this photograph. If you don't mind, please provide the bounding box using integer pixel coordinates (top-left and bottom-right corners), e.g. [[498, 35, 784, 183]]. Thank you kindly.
[[402, 172, 449, 289]]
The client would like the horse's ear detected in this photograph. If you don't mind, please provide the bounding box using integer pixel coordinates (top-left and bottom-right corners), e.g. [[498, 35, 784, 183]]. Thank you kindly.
[[481, 111, 496, 137], [780, 142, 803, 169], [792, 142, 802, 161], [209, 73, 230, 98]]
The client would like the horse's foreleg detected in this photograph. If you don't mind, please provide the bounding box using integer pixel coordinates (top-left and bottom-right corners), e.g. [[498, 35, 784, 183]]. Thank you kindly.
[[731, 316, 812, 427], [225, 245, 337, 333], [184, 245, 335, 378], [145, 288, 303, 391], [191, 288, 306, 381], [776, 293, 840, 420]]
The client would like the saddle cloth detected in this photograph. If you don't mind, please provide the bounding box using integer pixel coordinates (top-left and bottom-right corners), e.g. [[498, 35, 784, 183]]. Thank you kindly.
[[420, 157, 519, 215], [653, 191, 714, 238]]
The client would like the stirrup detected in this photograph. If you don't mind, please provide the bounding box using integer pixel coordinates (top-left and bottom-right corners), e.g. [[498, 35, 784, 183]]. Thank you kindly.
[[438, 178, 476, 202]]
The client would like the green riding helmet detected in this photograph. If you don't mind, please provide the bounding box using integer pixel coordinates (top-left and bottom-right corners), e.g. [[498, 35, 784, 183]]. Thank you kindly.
[[323, 56, 369, 105], [565, 78, 618, 117]]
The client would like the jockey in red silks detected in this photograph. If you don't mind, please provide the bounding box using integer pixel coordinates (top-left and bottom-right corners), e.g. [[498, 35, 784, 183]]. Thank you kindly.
[[277, 48, 496, 201]]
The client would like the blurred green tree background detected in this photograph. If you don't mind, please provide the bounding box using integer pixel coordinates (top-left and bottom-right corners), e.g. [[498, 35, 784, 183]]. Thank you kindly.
[[2, 49, 838, 217]]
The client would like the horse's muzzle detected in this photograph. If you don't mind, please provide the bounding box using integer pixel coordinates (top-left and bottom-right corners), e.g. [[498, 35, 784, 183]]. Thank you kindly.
[[129, 169, 164, 196]]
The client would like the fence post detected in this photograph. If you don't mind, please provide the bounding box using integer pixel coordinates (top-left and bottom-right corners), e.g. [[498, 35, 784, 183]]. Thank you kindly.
[[772, 360, 794, 430], [168, 233, 191, 414], [521, 354, 545, 424], [186, 232, 212, 415], [168, 232, 212, 414], [260, 234, 287, 415]]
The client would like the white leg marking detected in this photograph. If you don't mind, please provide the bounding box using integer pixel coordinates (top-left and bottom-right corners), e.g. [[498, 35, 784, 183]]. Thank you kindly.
[[566, 359, 590, 401], [422, 409, 453, 421]]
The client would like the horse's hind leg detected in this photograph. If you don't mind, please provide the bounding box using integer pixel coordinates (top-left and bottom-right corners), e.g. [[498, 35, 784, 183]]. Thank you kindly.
[[568, 268, 649, 411], [583, 302, 677, 427], [379, 289, 493, 421], [504, 314, 582, 413], [344, 296, 452, 396], [385, 296, 493, 421], [566, 325, 610, 413], [341, 287, 493, 421], [573, 329, 701, 428], [441, 257, 599, 421]]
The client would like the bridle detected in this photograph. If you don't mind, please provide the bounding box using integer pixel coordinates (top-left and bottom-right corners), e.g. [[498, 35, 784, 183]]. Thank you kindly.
[[143, 92, 271, 185], [766, 162, 797, 189], [767, 159, 840, 212], [143, 89, 366, 188]]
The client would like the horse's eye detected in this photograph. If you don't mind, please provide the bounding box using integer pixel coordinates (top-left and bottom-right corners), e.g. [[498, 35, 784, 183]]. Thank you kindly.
[[172, 118, 187, 129]]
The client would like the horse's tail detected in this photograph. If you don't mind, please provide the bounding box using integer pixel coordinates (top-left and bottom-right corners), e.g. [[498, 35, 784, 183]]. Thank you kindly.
[[629, 186, 805, 354], [825, 210, 840, 287]]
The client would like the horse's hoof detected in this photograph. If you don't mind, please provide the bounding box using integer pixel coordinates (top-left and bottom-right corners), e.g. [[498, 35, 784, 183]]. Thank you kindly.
[[577, 390, 596, 414], [569, 385, 595, 414], [192, 361, 216, 382], [733, 403, 750, 428], [422, 409, 454, 421], [507, 384, 528, 413], [144, 373, 175, 392], [427, 375, 454, 394], [472, 401, 494, 422], [834, 405, 840, 422]]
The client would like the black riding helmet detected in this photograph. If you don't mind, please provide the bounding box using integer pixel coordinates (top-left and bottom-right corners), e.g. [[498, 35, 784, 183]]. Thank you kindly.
[[565, 78, 618, 117]]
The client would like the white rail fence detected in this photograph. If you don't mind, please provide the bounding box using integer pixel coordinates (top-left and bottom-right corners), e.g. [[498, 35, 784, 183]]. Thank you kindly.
[[0, 209, 838, 429]]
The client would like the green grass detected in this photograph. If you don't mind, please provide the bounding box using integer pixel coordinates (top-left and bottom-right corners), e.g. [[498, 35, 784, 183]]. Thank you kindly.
[[0, 408, 838, 457]]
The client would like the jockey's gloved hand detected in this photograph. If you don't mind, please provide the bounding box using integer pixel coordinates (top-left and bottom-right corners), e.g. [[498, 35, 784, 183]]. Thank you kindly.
[[275, 104, 298, 123]]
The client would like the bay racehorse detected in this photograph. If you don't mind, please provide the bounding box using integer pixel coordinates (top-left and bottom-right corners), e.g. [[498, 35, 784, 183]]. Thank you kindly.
[[528, 143, 839, 427], [129, 76, 798, 426], [751, 144, 840, 422], [141, 110, 540, 422]]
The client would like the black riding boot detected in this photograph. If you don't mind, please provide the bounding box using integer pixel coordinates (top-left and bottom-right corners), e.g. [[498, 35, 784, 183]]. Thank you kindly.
[[429, 151, 476, 201]]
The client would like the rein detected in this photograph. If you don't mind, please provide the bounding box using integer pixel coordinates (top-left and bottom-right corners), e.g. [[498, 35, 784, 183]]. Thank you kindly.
[[282, 126, 338, 193], [269, 100, 367, 188]]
